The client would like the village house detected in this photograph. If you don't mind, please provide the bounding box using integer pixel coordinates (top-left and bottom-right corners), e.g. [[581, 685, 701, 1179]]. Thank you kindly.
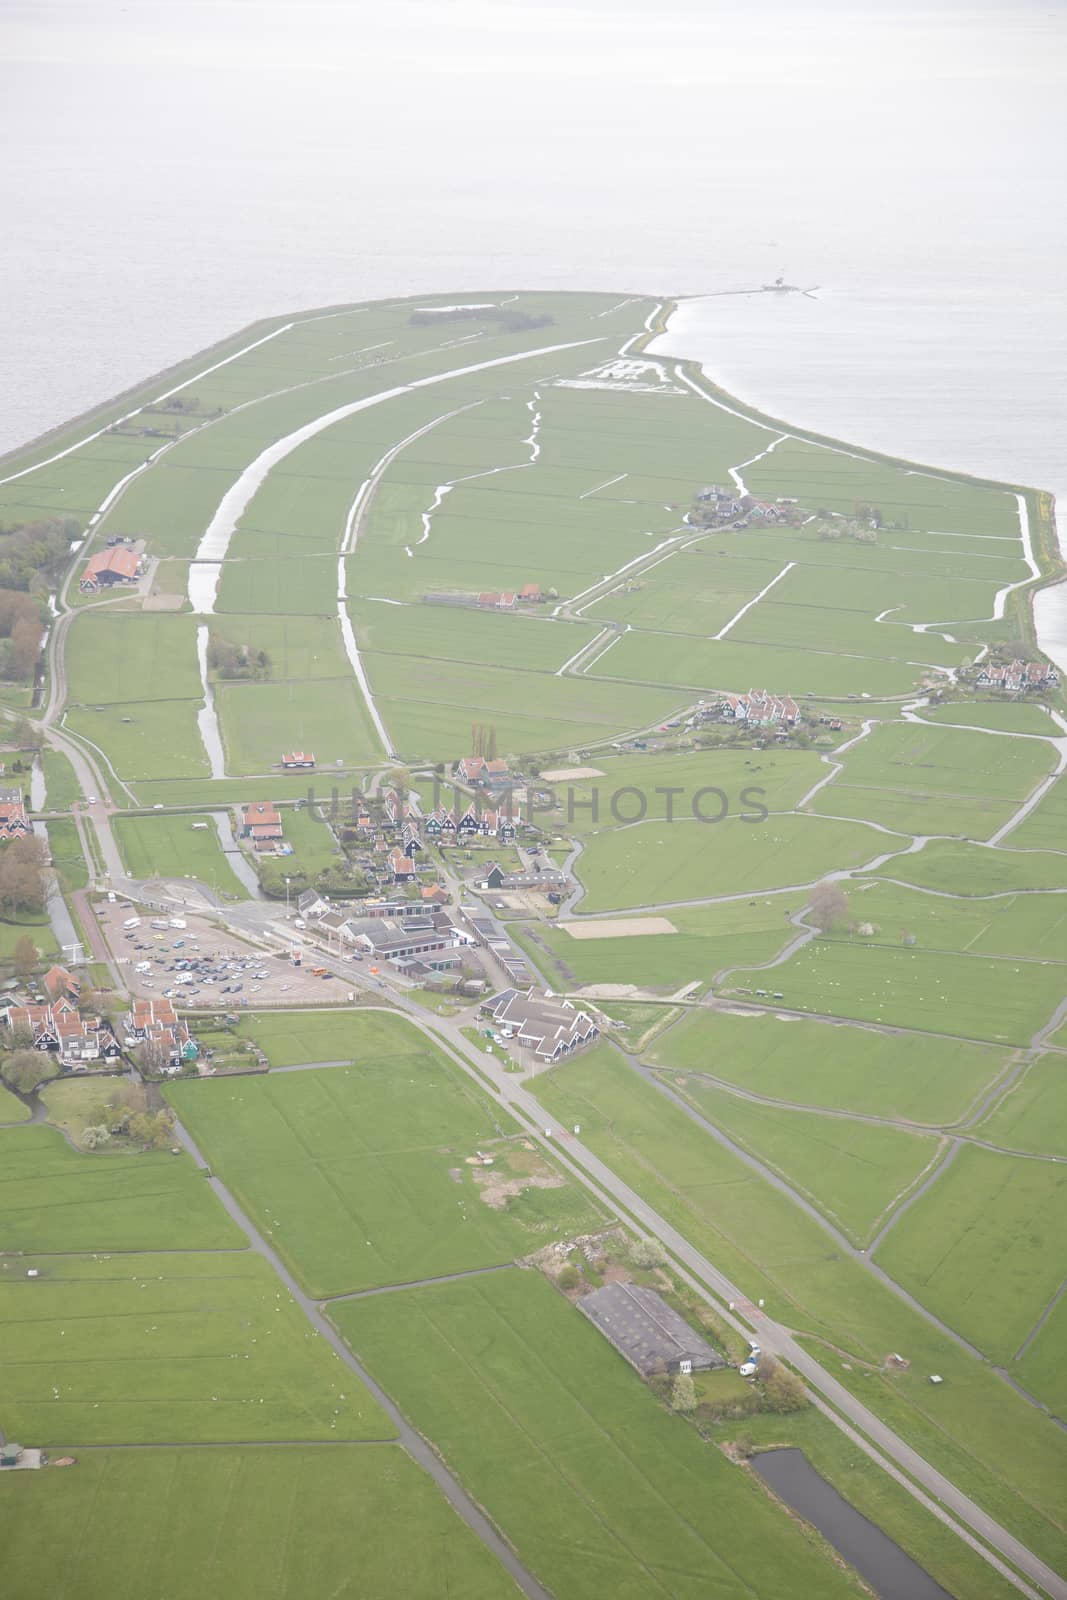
[[78, 541, 145, 593], [123, 998, 194, 1071], [974, 659, 1059, 693], [296, 887, 330, 920], [388, 847, 417, 883], [719, 688, 799, 727], [0, 788, 31, 841], [6, 996, 119, 1069], [420, 884, 449, 906], [481, 987, 599, 1063], [43, 964, 81, 1005], [401, 820, 423, 859], [240, 802, 286, 852], [425, 807, 458, 838], [456, 755, 512, 789], [475, 591, 517, 611], [480, 861, 568, 894], [519, 582, 543, 603], [280, 751, 315, 770]]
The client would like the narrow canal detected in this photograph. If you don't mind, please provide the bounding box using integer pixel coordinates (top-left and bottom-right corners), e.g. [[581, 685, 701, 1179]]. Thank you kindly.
[[751, 1449, 952, 1600]]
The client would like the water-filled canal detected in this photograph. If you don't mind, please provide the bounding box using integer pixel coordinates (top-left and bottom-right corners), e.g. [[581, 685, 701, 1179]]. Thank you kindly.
[[751, 1449, 951, 1600]]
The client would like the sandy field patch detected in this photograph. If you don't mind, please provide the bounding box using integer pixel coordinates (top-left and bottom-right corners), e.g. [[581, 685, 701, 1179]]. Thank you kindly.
[[540, 766, 605, 782], [564, 916, 677, 940]]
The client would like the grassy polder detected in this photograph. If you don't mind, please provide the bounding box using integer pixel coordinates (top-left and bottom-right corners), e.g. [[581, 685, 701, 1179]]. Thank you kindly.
[[334, 1269, 863, 1600], [573, 812, 887, 912], [649, 1007, 1009, 1124], [167, 1040, 602, 1297], [534, 1044, 1067, 1569], [0, 1445, 517, 1600], [115, 811, 248, 896], [0, 1125, 240, 1253], [0, 1250, 390, 1445], [875, 1145, 1067, 1367], [975, 1053, 1067, 1157]]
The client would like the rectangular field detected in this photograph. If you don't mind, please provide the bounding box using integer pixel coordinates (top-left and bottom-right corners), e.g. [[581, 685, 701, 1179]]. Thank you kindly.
[[114, 811, 249, 898], [334, 1270, 862, 1600]]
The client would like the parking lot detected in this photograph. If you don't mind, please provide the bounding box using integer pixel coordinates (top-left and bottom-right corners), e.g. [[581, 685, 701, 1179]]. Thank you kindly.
[[96, 902, 361, 1008]]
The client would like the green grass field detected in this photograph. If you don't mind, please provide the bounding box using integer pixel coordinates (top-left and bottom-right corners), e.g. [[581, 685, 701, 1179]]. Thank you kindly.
[[872, 838, 1067, 895], [43, 816, 88, 891], [533, 1045, 1067, 1567], [0, 1125, 241, 1252], [0, 1445, 517, 1600], [236, 1007, 406, 1066], [115, 811, 248, 897], [40, 747, 83, 810], [167, 1022, 602, 1296], [65, 699, 210, 782], [0, 1083, 30, 1122], [875, 1146, 1067, 1367], [922, 702, 1059, 735], [666, 1077, 939, 1246], [0, 1250, 391, 1445], [216, 677, 384, 772], [518, 898, 802, 993], [334, 1270, 863, 1600], [975, 1054, 1067, 1156], [649, 1008, 1009, 1124], [65, 612, 203, 704], [574, 813, 887, 912]]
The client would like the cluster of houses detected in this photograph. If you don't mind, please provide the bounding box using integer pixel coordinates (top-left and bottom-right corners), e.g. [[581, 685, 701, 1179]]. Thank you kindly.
[[0, 787, 31, 841], [240, 802, 292, 857], [2, 964, 195, 1071], [79, 539, 146, 592], [974, 659, 1059, 694], [717, 688, 800, 728], [6, 966, 121, 1068], [480, 986, 599, 1063], [689, 486, 797, 529], [424, 583, 544, 611]]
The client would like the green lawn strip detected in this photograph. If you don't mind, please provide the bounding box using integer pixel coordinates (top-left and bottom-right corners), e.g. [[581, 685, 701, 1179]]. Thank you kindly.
[[333, 1271, 863, 1600], [874, 1145, 1067, 1366], [1014, 1290, 1067, 1419], [65, 700, 209, 782], [543, 747, 825, 835], [352, 597, 600, 673], [0, 1250, 391, 1445], [825, 878, 1067, 961], [810, 781, 1016, 839], [533, 1045, 1067, 1567], [922, 702, 1059, 735], [65, 612, 204, 704], [0, 1083, 30, 1122], [663, 1076, 941, 1247], [0, 911, 58, 959], [0, 1124, 241, 1252], [113, 812, 247, 898], [0, 1445, 516, 1600], [817, 721, 1057, 802], [975, 1054, 1067, 1156], [735, 937, 1065, 1046], [574, 814, 887, 913], [516, 900, 802, 993], [134, 772, 368, 808], [40, 747, 82, 810], [274, 805, 340, 876], [871, 838, 1067, 895], [216, 677, 384, 772], [166, 1029, 602, 1297], [717, 1408, 1019, 1600], [235, 1007, 404, 1066], [649, 1008, 1009, 1125], [592, 629, 924, 699], [43, 816, 89, 892], [1006, 771, 1067, 851]]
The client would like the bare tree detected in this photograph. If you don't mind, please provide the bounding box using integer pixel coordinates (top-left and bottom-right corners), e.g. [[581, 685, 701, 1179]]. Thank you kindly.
[[807, 880, 848, 933]]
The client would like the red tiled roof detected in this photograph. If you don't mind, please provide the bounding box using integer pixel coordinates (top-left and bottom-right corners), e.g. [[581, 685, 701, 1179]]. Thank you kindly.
[[83, 547, 140, 583]]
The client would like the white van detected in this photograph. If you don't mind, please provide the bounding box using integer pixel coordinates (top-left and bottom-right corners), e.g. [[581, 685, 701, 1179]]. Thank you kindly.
[[169, 918, 187, 930], [123, 916, 141, 929], [739, 1362, 759, 1379], [135, 961, 152, 974]]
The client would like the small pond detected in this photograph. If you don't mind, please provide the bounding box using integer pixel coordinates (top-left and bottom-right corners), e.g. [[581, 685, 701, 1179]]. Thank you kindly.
[[752, 1448, 952, 1600]]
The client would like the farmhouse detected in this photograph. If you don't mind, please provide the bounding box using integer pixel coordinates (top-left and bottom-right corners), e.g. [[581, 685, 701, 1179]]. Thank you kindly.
[[241, 802, 285, 851], [974, 659, 1059, 693], [481, 987, 598, 1062], [280, 751, 315, 769], [79, 541, 145, 592], [578, 1282, 725, 1377], [475, 592, 517, 611], [456, 756, 512, 789], [720, 688, 799, 727], [43, 964, 81, 1005], [0, 789, 31, 840]]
